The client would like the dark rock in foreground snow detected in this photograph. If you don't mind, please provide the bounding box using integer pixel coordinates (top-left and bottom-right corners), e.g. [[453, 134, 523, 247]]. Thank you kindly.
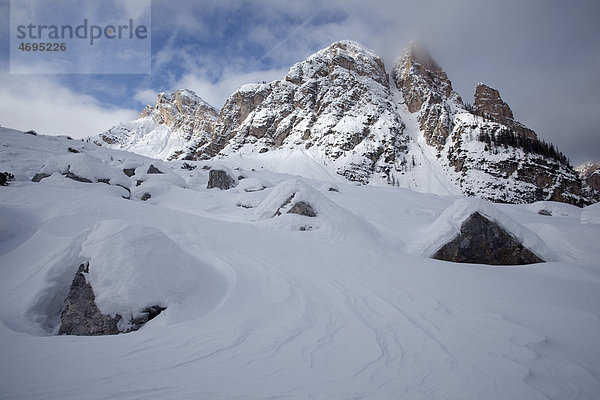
[[147, 164, 163, 174], [432, 212, 544, 265], [207, 169, 237, 190], [31, 172, 51, 182], [123, 167, 136, 177], [58, 262, 120, 336], [59, 262, 165, 336], [287, 201, 317, 217]]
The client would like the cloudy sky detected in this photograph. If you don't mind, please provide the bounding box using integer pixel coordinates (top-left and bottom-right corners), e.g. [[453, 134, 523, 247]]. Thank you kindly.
[[1, 0, 598, 164]]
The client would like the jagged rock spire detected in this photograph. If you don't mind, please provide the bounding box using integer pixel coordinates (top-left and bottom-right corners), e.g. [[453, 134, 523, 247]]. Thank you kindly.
[[393, 41, 463, 148], [473, 83, 537, 139]]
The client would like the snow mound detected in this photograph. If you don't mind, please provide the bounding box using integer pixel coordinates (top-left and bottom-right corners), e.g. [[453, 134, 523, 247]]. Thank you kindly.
[[36, 153, 130, 187], [130, 164, 187, 200], [254, 179, 332, 220], [80, 221, 229, 324], [581, 202, 600, 224], [253, 179, 379, 241], [524, 201, 582, 217], [237, 177, 271, 193], [408, 198, 552, 261]]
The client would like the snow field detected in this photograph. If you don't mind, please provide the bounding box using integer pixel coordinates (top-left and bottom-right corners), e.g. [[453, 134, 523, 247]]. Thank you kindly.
[[1, 128, 599, 399]]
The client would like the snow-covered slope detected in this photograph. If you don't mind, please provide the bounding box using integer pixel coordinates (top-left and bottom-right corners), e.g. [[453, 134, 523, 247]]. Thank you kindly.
[[2, 127, 600, 399], [91, 89, 218, 160]]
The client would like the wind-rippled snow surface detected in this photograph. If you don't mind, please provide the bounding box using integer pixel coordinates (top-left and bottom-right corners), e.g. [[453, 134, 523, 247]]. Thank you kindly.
[[1, 128, 599, 399]]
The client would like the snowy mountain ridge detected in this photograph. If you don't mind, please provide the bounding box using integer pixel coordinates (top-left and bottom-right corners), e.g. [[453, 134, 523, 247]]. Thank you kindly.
[[93, 89, 218, 160], [94, 40, 599, 206]]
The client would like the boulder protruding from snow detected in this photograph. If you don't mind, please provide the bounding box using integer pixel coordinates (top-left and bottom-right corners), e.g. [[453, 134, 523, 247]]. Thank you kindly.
[[207, 169, 237, 190], [58, 262, 166, 336], [432, 212, 544, 265], [409, 198, 551, 264], [147, 164, 163, 174], [287, 201, 317, 217], [58, 262, 121, 336]]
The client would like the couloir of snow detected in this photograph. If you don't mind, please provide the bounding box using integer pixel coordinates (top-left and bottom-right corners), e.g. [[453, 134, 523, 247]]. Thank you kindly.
[[1, 127, 599, 399]]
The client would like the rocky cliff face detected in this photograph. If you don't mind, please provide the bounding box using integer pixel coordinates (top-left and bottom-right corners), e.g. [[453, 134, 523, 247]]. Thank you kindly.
[[204, 41, 407, 184], [576, 162, 600, 192], [393, 41, 463, 149], [95, 41, 599, 206], [391, 43, 597, 206], [95, 89, 218, 160], [473, 83, 537, 140]]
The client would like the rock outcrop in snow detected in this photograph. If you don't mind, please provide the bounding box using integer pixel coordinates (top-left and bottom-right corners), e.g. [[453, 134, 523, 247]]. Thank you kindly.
[[410, 198, 551, 263], [207, 168, 238, 190], [432, 212, 544, 265], [59, 262, 166, 335], [58, 262, 121, 335]]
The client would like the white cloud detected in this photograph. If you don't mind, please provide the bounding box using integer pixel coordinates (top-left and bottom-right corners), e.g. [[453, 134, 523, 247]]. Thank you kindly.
[[133, 89, 158, 106], [0, 75, 137, 138]]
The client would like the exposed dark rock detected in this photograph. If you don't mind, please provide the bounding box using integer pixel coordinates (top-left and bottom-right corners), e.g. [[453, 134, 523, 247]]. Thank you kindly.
[[473, 83, 537, 140], [259, 147, 269, 153], [123, 168, 136, 177], [287, 201, 317, 217], [207, 169, 237, 190], [65, 171, 93, 183], [128, 306, 166, 331], [31, 172, 51, 182], [1, 172, 15, 186], [274, 195, 295, 216], [67, 147, 80, 153], [141, 192, 152, 201], [136, 180, 144, 187], [58, 262, 121, 336], [328, 187, 339, 192], [538, 209, 552, 216], [147, 164, 163, 174], [24, 130, 37, 135], [432, 212, 544, 265], [97, 178, 110, 184], [181, 162, 197, 171], [58, 262, 166, 335], [238, 175, 245, 180], [202, 165, 212, 170]]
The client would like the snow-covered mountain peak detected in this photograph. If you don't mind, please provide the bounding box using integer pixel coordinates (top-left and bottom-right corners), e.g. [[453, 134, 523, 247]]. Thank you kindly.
[[91, 40, 599, 206], [93, 89, 218, 160], [205, 40, 405, 184], [284, 40, 388, 87], [392, 42, 463, 149]]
